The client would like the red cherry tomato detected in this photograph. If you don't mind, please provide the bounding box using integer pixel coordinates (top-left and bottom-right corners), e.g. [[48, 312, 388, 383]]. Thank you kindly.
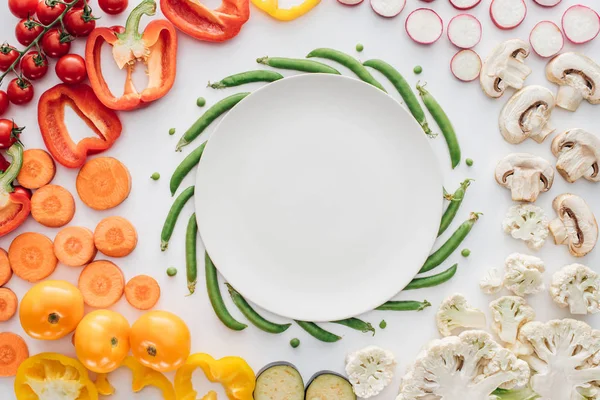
[[0, 45, 19, 71], [110, 25, 125, 34], [98, 0, 128, 15], [36, 1, 67, 25], [41, 29, 71, 58], [73, 0, 92, 8], [13, 186, 33, 199], [55, 54, 87, 84], [6, 78, 34, 105], [8, 0, 38, 18], [0, 119, 22, 149], [0, 153, 9, 172], [21, 51, 49, 81], [0, 91, 8, 116], [64, 8, 96, 37], [15, 19, 44, 46]]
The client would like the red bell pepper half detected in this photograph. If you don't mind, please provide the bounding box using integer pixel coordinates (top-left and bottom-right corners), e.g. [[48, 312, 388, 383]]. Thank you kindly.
[[0, 143, 31, 237], [85, 0, 177, 111], [38, 84, 122, 169], [160, 0, 250, 42]]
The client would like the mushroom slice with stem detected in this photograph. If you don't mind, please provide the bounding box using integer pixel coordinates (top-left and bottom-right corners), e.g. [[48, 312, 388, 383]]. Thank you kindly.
[[551, 128, 600, 183], [480, 39, 532, 98], [546, 52, 600, 111], [499, 86, 555, 144], [495, 153, 554, 202], [549, 193, 598, 257]]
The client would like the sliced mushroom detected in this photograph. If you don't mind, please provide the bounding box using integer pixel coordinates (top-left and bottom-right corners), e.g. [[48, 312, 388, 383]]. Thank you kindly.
[[495, 153, 554, 202], [480, 39, 532, 98], [551, 128, 600, 183], [549, 194, 598, 257], [546, 52, 600, 111], [499, 86, 555, 144]]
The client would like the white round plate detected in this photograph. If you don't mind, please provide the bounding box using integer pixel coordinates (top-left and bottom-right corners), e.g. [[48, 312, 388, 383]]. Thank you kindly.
[[196, 74, 443, 322]]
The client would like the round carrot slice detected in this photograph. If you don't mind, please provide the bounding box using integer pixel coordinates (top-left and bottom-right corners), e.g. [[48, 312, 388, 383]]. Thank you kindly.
[[124, 275, 160, 310], [78, 260, 124, 308], [0, 332, 29, 377], [76, 157, 131, 210], [31, 184, 76, 228], [94, 216, 137, 257], [17, 149, 56, 189], [0, 288, 17, 322], [54, 226, 97, 267], [0, 249, 12, 286], [8, 233, 58, 282]]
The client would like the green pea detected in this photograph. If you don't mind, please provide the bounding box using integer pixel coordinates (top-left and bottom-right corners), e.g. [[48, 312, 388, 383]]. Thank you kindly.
[[197, 97, 206, 107], [466, 158, 474, 166], [290, 338, 300, 348], [461, 248, 471, 257], [379, 320, 387, 329], [151, 172, 160, 180], [356, 43, 364, 52], [166, 267, 177, 276], [413, 65, 423, 74], [169, 128, 176, 136]]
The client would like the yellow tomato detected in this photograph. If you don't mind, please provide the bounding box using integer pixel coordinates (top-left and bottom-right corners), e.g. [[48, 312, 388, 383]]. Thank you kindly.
[[130, 310, 191, 372], [74, 310, 131, 373], [19, 280, 84, 340]]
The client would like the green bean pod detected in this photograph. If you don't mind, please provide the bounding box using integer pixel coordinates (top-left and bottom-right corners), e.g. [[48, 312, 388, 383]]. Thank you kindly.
[[185, 213, 198, 294], [406, 264, 458, 290], [226, 283, 291, 334], [420, 213, 481, 273], [209, 70, 284, 89], [295, 321, 341, 343], [176, 92, 249, 151], [416, 83, 461, 168], [438, 179, 473, 237], [363, 59, 432, 136], [331, 318, 375, 335], [170, 142, 206, 196], [306, 48, 386, 92], [161, 186, 195, 250], [257, 56, 341, 74], [375, 300, 431, 311], [205, 252, 248, 331]]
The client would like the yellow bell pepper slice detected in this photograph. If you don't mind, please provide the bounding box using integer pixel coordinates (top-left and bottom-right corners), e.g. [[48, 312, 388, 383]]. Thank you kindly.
[[175, 353, 255, 400], [95, 356, 175, 400], [251, 0, 321, 21], [14, 353, 98, 400]]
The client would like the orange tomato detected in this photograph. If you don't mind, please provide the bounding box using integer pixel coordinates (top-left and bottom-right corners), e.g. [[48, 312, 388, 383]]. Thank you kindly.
[[19, 280, 84, 340], [130, 310, 191, 372], [74, 310, 131, 373]]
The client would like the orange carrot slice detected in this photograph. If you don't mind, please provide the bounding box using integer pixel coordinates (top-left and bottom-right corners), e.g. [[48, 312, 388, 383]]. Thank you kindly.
[[78, 260, 124, 308], [0, 288, 17, 322], [93, 216, 137, 258], [17, 149, 56, 189], [8, 232, 58, 282], [76, 157, 131, 210], [54, 226, 97, 267], [124, 275, 160, 310], [0, 249, 12, 286], [31, 184, 76, 228], [0, 332, 29, 377]]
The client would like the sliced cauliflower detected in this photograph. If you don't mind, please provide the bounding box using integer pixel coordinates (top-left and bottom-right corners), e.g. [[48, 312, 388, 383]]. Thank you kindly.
[[435, 294, 487, 337], [502, 204, 549, 250], [396, 330, 530, 400], [518, 319, 600, 400], [480, 268, 504, 295], [550, 263, 600, 315], [345, 345, 396, 398], [503, 253, 545, 296], [489, 296, 535, 344]]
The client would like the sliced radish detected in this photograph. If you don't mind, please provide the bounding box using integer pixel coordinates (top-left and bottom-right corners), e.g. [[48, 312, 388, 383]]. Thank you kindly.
[[337, 0, 364, 5], [371, 0, 406, 17], [533, 0, 561, 7], [449, 0, 481, 11], [447, 14, 482, 49], [530, 21, 564, 58], [405, 8, 444, 45], [451, 49, 482, 82], [490, 0, 527, 30], [562, 5, 600, 44]]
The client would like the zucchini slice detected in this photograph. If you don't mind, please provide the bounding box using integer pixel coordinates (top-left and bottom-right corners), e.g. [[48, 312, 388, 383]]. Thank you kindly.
[[254, 362, 304, 400], [305, 372, 356, 400]]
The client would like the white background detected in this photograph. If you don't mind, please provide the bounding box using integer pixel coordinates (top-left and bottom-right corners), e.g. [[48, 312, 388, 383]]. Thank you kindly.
[[0, 0, 599, 398]]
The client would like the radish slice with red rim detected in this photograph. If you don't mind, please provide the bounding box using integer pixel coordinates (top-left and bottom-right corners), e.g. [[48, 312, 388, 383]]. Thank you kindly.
[[448, 14, 482, 49], [449, 0, 481, 10], [405, 8, 444, 45], [533, 0, 561, 7], [490, 0, 527, 30], [451, 49, 482, 82], [371, 0, 406, 17], [530, 21, 564, 58], [337, 0, 364, 5], [562, 5, 600, 44]]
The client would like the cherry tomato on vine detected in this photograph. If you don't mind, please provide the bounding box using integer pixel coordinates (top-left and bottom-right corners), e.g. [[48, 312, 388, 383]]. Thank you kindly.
[[0, 91, 8, 116], [8, 0, 38, 18], [55, 54, 87, 84], [41, 29, 71, 58], [0, 45, 19, 71], [21, 52, 49, 81], [13, 186, 32, 199], [36, 1, 67, 25], [73, 0, 92, 8], [7, 78, 34, 105], [64, 8, 96, 37], [98, 0, 128, 15], [15, 19, 44, 46], [0, 119, 23, 149]]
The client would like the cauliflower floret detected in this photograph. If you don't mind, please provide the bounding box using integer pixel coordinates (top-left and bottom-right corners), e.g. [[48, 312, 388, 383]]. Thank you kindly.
[[502, 204, 549, 250], [550, 263, 600, 315], [436, 294, 487, 337], [345, 345, 396, 398], [480, 268, 504, 295], [503, 253, 545, 296], [518, 319, 600, 400], [396, 330, 530, 400], [489, 296, 535, 344]]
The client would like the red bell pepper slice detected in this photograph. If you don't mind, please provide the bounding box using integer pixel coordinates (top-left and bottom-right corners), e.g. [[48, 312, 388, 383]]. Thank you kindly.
[[85, 0, 177, 111], [160, 0, 250, 42], [38, 84, 122, 169], [0, 143, 31, 237]]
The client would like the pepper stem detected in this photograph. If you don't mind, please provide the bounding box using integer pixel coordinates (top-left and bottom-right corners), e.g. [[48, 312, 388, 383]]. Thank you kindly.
[[118, 0, 156, 41], [0, 142, 23, 194]]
